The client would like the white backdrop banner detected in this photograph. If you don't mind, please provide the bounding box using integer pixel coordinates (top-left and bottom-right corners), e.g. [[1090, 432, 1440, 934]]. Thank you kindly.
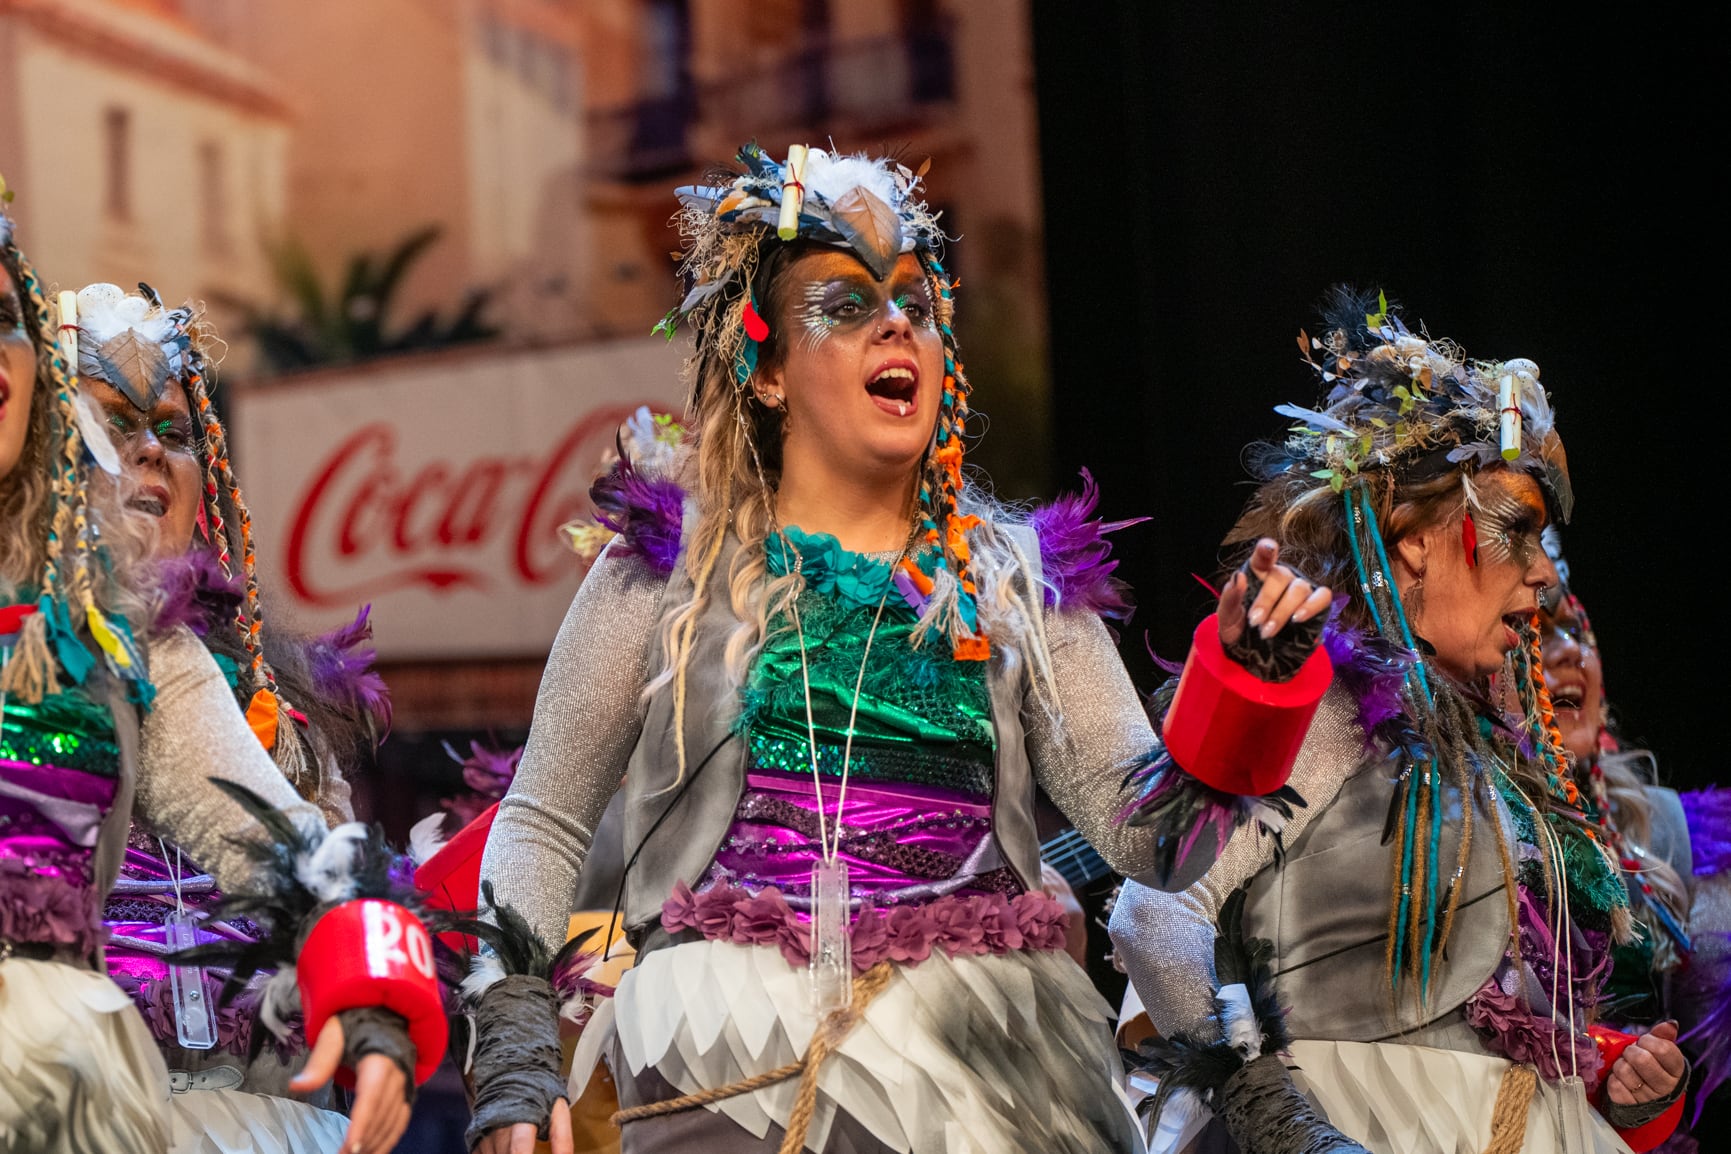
[[231, 336, 686, 659]]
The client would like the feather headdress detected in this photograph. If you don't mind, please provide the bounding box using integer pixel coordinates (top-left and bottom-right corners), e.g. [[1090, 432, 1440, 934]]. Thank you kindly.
[[655, 142, 989, 660], [1266, 287, 1572, 522]]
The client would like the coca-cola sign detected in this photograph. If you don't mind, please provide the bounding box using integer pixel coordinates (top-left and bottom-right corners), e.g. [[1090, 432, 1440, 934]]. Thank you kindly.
[[232, 337, 685, 658]]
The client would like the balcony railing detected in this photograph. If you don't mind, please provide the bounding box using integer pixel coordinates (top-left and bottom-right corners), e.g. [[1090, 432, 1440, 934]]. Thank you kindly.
[[588, 22, 956, 183]]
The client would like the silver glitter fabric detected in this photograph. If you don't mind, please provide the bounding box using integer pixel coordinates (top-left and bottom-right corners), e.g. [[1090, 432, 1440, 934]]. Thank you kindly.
[[1024, 606, 1169, 883], [479, 541, 667, 949], [132, 627, 326, 891], [1108, 688, 1367, 1037]]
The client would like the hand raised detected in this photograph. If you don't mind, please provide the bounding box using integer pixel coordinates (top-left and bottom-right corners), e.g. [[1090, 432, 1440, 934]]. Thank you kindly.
[[1218, 538, 1332, 647]]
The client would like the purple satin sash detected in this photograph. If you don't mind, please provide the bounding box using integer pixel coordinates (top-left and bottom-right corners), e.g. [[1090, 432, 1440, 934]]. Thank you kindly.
[[707, 772, 1010, 908]]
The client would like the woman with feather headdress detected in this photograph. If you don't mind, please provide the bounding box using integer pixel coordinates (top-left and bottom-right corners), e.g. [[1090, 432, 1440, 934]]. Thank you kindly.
[[465, 144, 1335, 1154], [1, 196, 432, 1154], [66, 281, 405, 1153], [1110, 290, 1689, 1153]]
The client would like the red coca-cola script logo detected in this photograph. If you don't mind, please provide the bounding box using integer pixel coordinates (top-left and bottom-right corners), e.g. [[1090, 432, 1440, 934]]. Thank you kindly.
[[285, 404, 641, 607]]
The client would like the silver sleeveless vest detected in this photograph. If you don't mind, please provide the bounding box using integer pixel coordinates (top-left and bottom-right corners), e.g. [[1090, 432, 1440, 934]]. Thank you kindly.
[[1242, 733, 1517, 1041]]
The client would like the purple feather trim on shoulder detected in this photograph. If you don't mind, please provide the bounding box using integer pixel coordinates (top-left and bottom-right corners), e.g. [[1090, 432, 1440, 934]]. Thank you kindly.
[[1682, 787, 1731, 877], [150, 550, 244, 638], [1320, 617, 1414, 739], [306, 605, 392, 732], [1030, 469, 1148, 624], [589, 446, 685, 577]]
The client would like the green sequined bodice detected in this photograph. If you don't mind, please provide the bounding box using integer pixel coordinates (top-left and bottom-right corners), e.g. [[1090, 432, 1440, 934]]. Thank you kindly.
[[736, 528, 996, 795]]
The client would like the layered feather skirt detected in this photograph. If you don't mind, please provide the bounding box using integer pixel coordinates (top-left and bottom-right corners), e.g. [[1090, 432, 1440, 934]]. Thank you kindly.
[[588, 939, 1143, 1154]]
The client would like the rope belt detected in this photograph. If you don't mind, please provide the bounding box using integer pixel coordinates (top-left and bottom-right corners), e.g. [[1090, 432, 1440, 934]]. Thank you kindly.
[[610, 962, 895, 1154], [1480, 1062, 1536, 1154]]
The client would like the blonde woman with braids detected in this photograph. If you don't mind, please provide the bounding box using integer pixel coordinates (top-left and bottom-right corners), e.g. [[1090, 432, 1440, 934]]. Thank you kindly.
[[1110, 290, 1688, 1154], [470, 145, 1331, 1154], [67, 283, 398, 1153], [1, 203, 428, 1154]]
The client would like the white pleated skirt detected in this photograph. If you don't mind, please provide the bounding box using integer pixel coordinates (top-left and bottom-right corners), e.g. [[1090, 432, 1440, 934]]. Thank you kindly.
[[0, 955, 172, 1153], [1287, 1039, 1635, 1154], [583, 940, 1144, 1154]]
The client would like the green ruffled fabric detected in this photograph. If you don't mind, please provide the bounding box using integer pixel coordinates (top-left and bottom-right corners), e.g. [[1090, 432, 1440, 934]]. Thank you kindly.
[[1493, 767, 1631, 932], [741, 528, 995, 793]]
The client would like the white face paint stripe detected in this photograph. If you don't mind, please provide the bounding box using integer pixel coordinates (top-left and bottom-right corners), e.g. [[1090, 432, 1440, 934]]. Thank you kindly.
[[797, 282, 836, 351]]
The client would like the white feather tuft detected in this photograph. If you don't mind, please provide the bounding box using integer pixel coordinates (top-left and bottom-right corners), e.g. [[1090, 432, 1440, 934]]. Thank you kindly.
[[74, 283, 179, 346], [460, 952, 507, 1006], [256, 966, 301, 1041], [294, 822, 368, 904], [408, 811, 449, 867], [800, 149, 902, 213], [1216, 982, 1263, 1060]]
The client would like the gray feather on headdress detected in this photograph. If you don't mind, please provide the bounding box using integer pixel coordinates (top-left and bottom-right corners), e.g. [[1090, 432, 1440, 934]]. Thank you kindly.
[[828, 187, 905, 281], [88, 329, 173, 411]]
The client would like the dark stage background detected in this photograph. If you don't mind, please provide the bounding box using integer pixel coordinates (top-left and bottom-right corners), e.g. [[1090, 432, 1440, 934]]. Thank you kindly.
[[1033, 4, 1728, 793]]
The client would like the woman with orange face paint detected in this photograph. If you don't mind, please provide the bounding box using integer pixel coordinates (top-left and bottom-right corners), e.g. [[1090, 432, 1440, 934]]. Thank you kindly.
[[1111, 290, 1687, 1153], [465, 145, 1335, 1154]]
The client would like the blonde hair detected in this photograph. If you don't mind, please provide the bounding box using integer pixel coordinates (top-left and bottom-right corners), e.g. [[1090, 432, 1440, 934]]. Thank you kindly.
[[0, 242, 155, 699]]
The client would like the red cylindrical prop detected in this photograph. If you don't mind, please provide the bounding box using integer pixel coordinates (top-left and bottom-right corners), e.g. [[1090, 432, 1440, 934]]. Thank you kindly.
[[1588, 1025, 1686, 1152], [298, 899, 449, 1086], [1161, 614, 1333, 797], [414, 802, 499, 951]]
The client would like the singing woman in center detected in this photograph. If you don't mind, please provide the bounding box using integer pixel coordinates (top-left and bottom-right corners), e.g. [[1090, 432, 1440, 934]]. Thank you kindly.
[[466, 145, 1334, 1154]]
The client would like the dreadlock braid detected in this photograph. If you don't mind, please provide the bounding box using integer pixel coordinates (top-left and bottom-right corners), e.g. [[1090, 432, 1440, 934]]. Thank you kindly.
[[188, 367, 233, 576], [180, 350, 315, 789], [184, 358, 273, 694], [915, 253, 987, 659], [16, 256, 94, 612]]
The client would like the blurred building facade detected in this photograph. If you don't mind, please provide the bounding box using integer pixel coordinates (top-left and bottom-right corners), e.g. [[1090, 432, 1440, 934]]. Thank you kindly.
[[0, 0, 1048, 792], [0, 0, 291, 356]]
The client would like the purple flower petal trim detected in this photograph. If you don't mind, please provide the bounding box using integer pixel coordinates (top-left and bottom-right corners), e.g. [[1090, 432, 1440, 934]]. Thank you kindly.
[[660, 879, 1071, 972]]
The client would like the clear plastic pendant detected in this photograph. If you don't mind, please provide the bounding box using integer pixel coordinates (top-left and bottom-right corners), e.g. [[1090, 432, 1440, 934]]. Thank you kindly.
[[1555, 1074, 1590, 1153], [809, 858, 851, 1016], [165, 909, 217, 1050]]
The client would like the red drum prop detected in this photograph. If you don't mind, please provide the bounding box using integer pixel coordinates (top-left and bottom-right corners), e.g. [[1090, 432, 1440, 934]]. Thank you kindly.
[[1588, 1025, 1685, 1152], [1161, 614, 1332, 797], [298, 899, 448, 1086]]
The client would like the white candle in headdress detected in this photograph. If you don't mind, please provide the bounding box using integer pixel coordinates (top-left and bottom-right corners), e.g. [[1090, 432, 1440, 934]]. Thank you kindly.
[[777, 144, 809, 242], [56, 290, 77, 374], [1497, 358, 1538, 461]]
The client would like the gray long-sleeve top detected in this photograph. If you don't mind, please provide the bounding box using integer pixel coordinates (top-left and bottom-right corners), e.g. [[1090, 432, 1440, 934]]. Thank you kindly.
[[130, 625, 326, 894], [481, 537, 1172, 956]]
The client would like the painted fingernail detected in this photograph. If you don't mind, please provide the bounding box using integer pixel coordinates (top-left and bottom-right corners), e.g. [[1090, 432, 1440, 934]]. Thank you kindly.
[[1260, 621, 1276, 639], [1247, 607, 1265, 627]]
